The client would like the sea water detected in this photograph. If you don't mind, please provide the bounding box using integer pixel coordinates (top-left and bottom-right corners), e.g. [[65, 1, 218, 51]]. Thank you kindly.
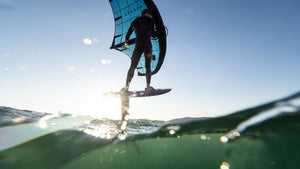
[[0, 91, 300, 169]]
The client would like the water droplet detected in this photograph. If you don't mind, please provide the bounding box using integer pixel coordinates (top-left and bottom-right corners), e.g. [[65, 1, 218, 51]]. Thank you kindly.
[[200, 135, 207, 140], [166, 125, 180, 131], [106, 133, 111, 139], [66, 66, 75, 71], [124, 114, 129, 121], [118, 133, 126, 140], [220, 162, 230, 169], [83, 38, 92, 45], [169, 129, 176, 135], [232, 131, 240, 137], [121, 121, 127, 130], [220, 136, 229, 143], [92, 38, 100, 43], [101, 59, 112, 65]]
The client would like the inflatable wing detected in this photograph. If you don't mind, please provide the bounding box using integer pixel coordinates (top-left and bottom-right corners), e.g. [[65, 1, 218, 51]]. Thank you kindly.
[[109, 0, 167, 76]]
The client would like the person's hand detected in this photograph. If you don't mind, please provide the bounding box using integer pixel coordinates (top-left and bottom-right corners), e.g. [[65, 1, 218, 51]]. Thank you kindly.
[[124, 40, 129, 46]]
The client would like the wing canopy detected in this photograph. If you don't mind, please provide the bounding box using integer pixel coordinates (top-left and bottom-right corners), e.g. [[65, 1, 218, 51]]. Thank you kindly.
[[109, 0, 166, 76]]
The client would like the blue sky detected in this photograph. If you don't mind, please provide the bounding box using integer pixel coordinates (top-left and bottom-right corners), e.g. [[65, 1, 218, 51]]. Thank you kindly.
[[1, 0, 299, 120]]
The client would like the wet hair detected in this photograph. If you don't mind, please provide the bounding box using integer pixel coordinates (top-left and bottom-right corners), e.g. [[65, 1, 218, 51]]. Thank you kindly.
[[142, 9, 151, 16]]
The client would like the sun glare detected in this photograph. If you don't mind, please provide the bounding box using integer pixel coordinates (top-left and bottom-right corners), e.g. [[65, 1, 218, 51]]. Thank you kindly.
[[99, 97, 122, 119]]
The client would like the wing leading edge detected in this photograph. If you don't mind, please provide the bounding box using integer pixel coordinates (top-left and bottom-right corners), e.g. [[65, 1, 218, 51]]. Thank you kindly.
[[109, 0, 166, 76]]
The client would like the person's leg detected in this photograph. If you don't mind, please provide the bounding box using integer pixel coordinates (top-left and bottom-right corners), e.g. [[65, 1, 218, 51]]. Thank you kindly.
[[144, 40, 154, 91], [124, 48, 142, 90], [145, 52, 154, 91]]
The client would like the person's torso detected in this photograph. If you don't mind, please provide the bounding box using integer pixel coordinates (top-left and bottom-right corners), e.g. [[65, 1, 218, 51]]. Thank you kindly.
[[132, 16, 153, 43]]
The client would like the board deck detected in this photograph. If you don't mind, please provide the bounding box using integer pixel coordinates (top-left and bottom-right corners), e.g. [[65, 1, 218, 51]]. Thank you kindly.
[[104, 88, 171, 98]]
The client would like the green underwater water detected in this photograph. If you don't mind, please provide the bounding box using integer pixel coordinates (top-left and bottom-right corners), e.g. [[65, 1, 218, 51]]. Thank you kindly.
[[63, 132, 300, 169], [1, 91, 300, 169], [63, 134, 226, 169], [1, 127, 300, 169]]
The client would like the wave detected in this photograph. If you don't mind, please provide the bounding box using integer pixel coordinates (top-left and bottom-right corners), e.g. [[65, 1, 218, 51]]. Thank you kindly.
[[0, 91, 300, 169]]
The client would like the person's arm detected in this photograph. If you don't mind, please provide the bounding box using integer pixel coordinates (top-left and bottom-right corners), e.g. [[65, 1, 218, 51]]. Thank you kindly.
[[125, 23, 134, 45], [150, 20, 156, 38]]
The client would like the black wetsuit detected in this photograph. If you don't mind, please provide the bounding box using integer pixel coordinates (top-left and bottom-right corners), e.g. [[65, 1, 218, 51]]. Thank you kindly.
[[125, 15, 155, 87]]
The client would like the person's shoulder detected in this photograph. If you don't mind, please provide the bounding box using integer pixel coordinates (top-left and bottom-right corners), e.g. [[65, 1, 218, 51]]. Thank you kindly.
[[134, 16, 143, 21], [132, 17, 142, 24], [144, 16, 153, 22]]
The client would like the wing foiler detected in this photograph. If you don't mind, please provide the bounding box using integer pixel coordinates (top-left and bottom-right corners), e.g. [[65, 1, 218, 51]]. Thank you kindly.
[[108, 0, 167, 76]]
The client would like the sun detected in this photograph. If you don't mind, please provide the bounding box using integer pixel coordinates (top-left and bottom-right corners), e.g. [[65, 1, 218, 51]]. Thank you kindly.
[[96, 97, 122, 120]]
